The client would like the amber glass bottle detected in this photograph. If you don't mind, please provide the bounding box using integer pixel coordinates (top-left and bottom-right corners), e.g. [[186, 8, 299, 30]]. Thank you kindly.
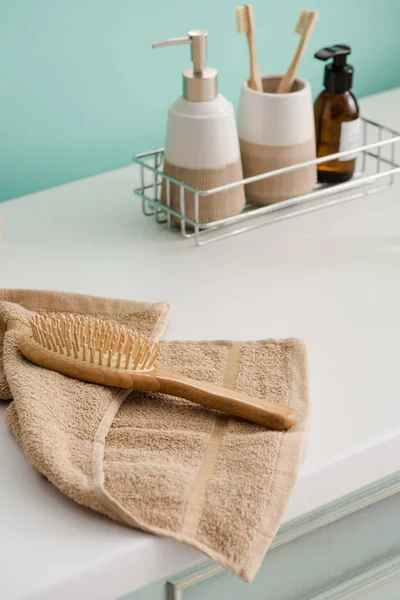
[[314, 45, 360, 183]]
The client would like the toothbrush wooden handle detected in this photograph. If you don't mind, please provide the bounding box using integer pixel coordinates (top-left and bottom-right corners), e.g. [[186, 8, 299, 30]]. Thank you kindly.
[[154, 364, 295, 430], [246, 5, 263, 92], [277, 12, 319, 94], [247, 30, 262, 91], [289, 17, 317, 73]]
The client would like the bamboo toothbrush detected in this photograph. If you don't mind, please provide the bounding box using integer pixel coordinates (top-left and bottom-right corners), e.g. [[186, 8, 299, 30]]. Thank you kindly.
[[19, 313, 296, 430], [236, 5, 263, 92], [276, 9, 319, 94]]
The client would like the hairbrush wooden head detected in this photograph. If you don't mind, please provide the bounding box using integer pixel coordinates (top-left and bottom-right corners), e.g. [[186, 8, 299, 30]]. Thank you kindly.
[[29, 313, 159, 371], [19, 313, 295, 431]]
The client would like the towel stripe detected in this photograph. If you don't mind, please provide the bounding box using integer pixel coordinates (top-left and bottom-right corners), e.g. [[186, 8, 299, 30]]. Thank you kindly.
[[181, 342, 242, 537]]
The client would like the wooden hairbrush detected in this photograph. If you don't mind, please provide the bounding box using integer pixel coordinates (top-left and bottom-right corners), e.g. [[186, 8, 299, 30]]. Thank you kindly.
[[19, 314, 295, 431]]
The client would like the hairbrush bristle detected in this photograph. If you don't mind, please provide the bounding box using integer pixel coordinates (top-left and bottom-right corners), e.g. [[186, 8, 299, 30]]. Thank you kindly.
[[30, 313, 159, 372], [236, 5, 250, 33]]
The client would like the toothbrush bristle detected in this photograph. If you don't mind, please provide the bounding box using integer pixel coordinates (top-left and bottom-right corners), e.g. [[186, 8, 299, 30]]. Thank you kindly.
[[29, 313, 160, 372], [295, 9, 311, 34], [236, 5, 250, 33]]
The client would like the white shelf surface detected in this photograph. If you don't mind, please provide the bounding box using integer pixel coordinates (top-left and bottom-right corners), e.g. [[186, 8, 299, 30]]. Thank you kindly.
[[1, 87, 400, 600]]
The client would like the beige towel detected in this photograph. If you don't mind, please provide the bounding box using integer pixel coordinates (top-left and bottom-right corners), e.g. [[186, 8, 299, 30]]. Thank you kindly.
[[0, 289, 309, 582]]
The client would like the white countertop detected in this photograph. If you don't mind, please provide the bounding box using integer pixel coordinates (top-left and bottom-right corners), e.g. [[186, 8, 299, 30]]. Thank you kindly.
[[1, 88, 400, 600]]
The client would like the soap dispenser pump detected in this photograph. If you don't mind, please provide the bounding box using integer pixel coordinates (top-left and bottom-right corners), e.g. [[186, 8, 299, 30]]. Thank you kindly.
[[314, 44, 360, 183], [152, 30, 245, 224]]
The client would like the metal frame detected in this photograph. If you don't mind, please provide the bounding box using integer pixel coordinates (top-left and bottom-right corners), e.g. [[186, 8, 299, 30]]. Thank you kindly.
[[133, 117, 400, 246]]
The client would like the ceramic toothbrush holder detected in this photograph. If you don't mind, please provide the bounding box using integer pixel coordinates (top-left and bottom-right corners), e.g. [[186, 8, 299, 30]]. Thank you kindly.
[[238, 75, 317, 205]]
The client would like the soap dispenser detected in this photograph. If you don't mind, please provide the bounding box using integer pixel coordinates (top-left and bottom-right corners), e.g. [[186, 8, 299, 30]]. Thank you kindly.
[[152, 30, 245, 224], [314, 45, 360, 183]]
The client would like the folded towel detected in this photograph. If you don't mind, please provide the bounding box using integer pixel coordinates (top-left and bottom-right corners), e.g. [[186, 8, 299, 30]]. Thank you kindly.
[[0, 289, 309, 582]]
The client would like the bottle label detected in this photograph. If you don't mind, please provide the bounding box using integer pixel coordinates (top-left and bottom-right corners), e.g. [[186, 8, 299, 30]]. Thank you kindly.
[[339, 118, 361, 161]]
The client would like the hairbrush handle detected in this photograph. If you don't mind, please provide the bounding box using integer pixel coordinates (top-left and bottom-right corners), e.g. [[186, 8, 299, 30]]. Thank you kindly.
[[153, 364, 295, 430]]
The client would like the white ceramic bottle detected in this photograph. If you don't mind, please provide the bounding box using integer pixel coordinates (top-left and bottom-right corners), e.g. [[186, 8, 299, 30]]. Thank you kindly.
[[153, 30, 245, 224]]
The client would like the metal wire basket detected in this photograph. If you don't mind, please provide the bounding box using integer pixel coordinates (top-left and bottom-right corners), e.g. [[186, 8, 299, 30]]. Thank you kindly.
[[133, 117, 400, 246]]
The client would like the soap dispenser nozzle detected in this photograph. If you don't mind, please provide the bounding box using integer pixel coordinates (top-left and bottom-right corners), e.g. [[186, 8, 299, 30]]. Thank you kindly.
[[152, 30, 218, 102], [314, 44, 353, 93], [315, 44, 351, 67], [153, 30, 207, 75]]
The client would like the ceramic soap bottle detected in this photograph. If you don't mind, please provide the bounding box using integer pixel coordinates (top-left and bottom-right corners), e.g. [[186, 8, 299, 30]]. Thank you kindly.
[[153, 30, 245, 224]]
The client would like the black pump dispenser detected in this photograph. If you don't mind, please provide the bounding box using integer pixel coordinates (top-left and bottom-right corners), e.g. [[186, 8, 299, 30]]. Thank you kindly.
[[315, 44, 353, 93]]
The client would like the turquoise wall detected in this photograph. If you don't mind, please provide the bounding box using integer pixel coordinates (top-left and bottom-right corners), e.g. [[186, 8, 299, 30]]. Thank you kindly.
[[1, 0, 400, 203]]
